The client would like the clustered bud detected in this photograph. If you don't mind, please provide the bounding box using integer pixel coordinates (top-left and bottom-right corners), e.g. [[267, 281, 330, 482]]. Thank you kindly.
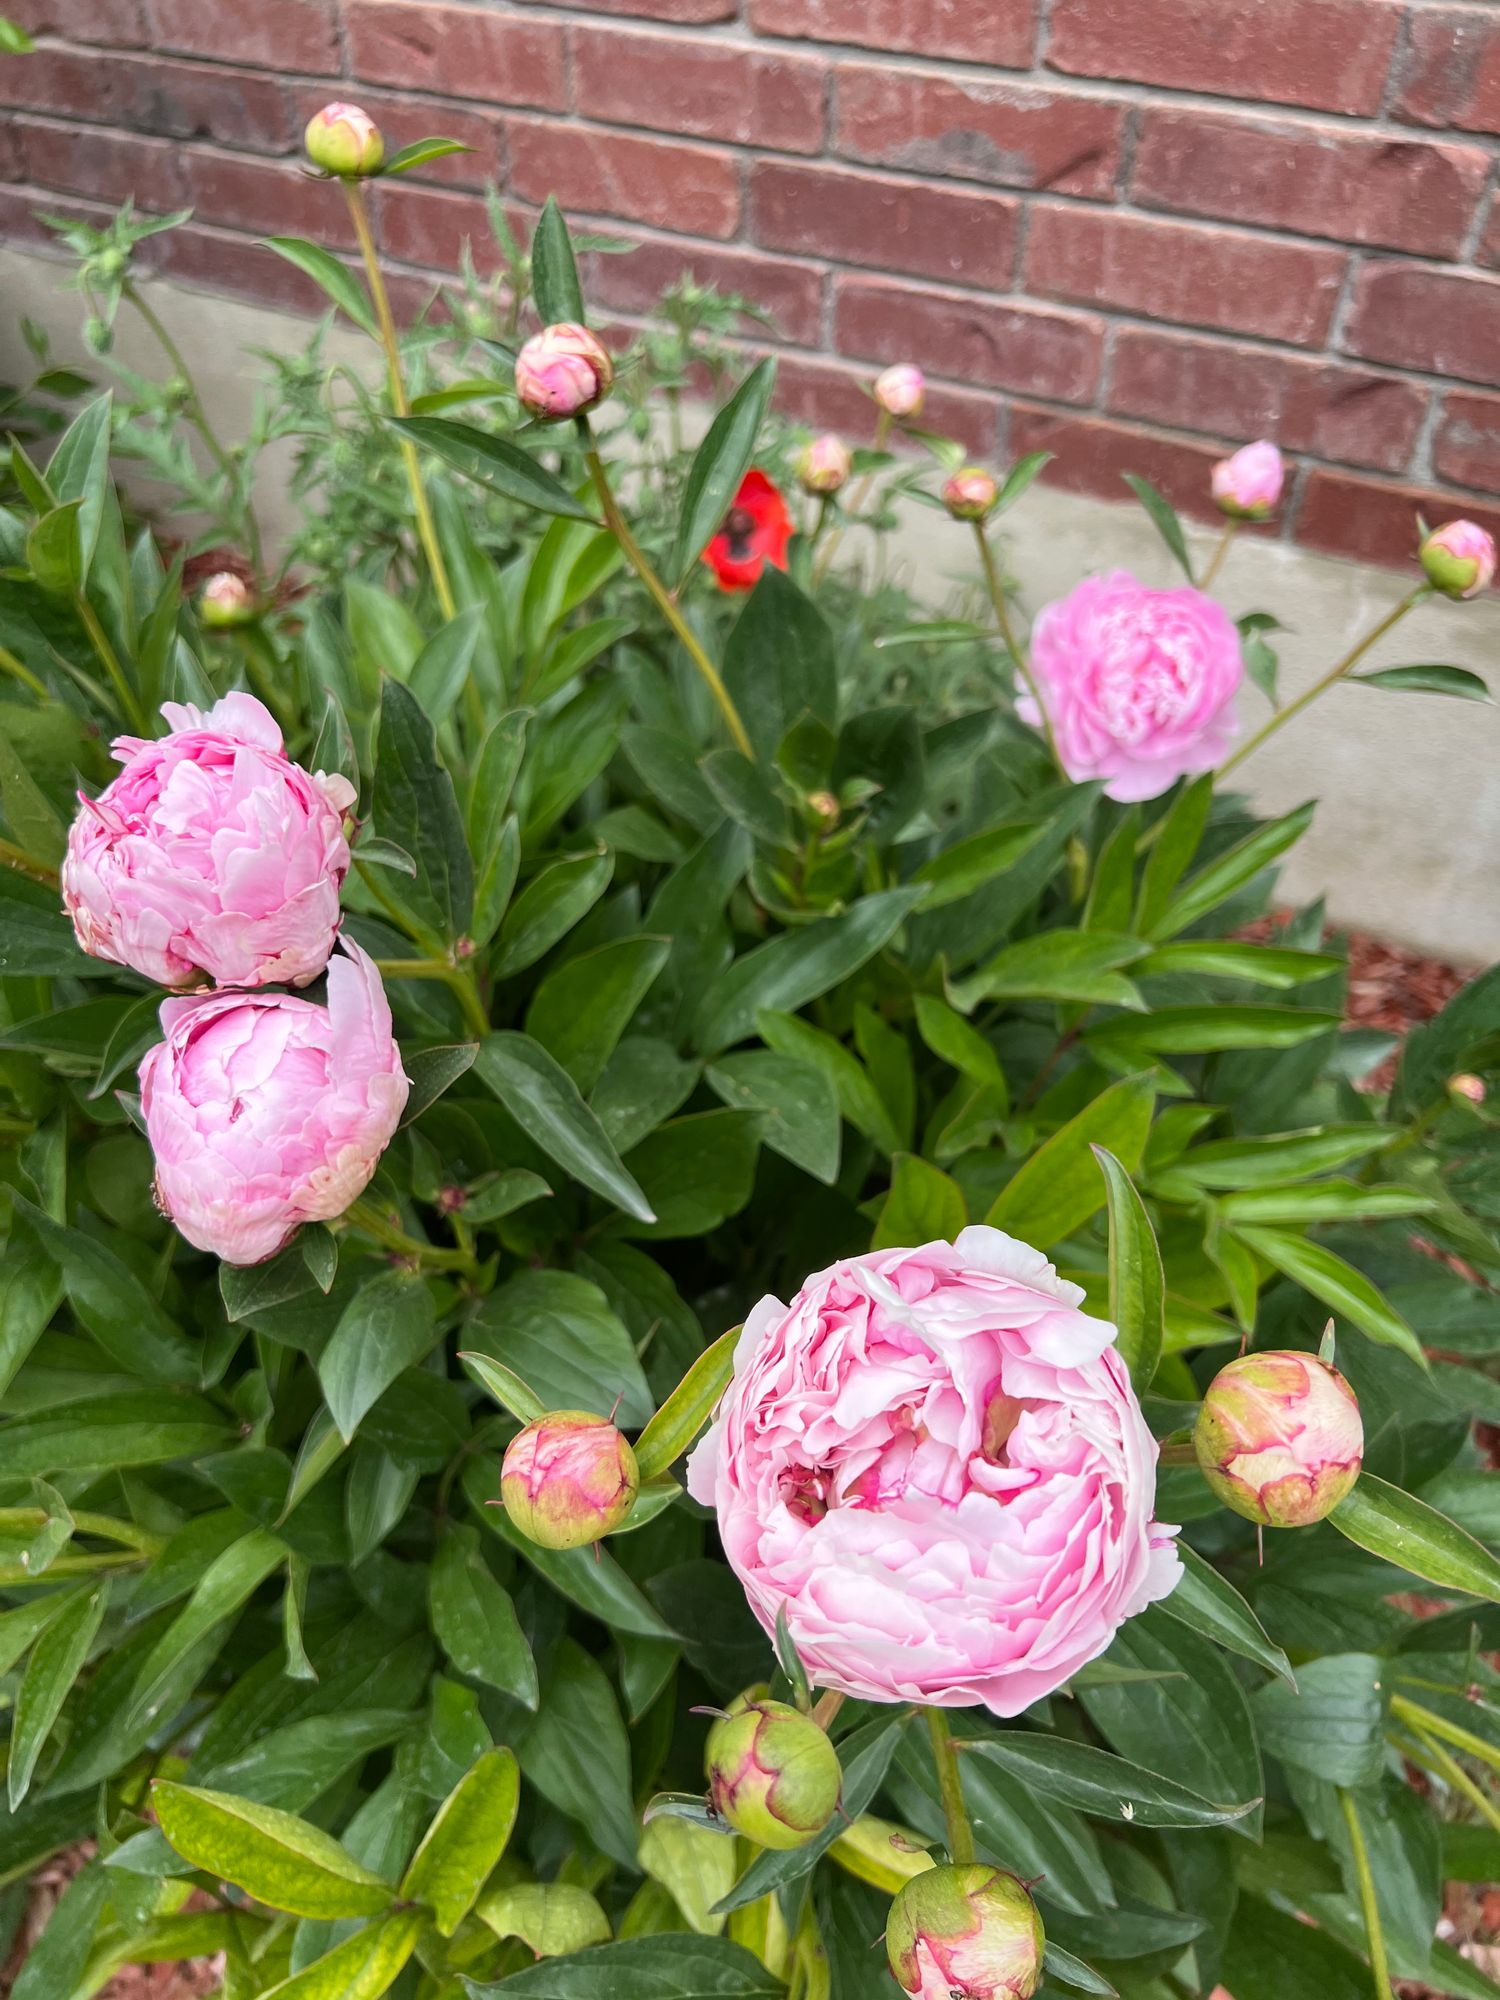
[[1420, 519, 1497, 600], [501, 1410, 639, 1549], [887, 1865, 1045, 2000], [1195, 1349, 1363, 1528], [874, 363, 926, 420], [943, 468, 999, 522], [705, 1695, 841, 1851], [1211, 439, 1285, 521], [304, 103, 385, 179], [514, 322, 614, 422], [798, 433, 852, 497], [198, 572, 256, 631]]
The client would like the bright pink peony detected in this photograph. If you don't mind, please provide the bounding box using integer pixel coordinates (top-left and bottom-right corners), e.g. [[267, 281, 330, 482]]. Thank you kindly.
[[687, 1228, 1180, 1715], [1211, 440, 1285, 520], [140, 940, 409, 1266], [62, 693, 354, 991], [501, 1412, 640, 1550], [1023, 570, 1243, 802]]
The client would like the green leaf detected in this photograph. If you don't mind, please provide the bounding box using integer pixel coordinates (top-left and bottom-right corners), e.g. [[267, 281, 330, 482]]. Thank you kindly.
[[479, 1883, 612, 1959], [1159, 1544, 1295, 1686], [910, 819, 1049, 913], [467, 1933, 784, 1996], [316, 1272, 437, 1442], [1394, 961, 1500, 1119], [528, 937, 671, 1093], [381, 136, 473, 177], [372, 677, 474, 944], [127, 1528, 287, 1733], [11, 1859, 109, 2000], [1168, 1125, 1393, 1190], [1123, 473, 1194, 579], [0, 724, 66, 867], [964, 1733, 1259, 1829], [1330, 1473, 1500, 1604], [259, 1910, 427, 1999], [152, 1782, 394, 1918], [700, 747, 793, 846], [708, 1051, 841, 1184], [0, 1212, 64, 1402], [720, 558, 836, 752], [514, 1637, 638, 1869], [758, 1008, 902, 1156], [1137, 941, 1343, 988], [459, 1167, 553, 1226], [1354, 663, 1490, 700], [1251, 1654, 1388, 1788], [1222, 1896, 1371, 2000], [1094, 1147, 1164, 1391], [873, 1153, 967, 1251], [401, 1042, 480, 1126], [986, 1074, 1155, 1248], [8, 1585, 104, 1807], [262, 237, 376, 335], [14, 1197, 198, 1385], [474, 1031, 654, 1222], [395, 417, 597, 521], [620, 1109, 763, 1240], [409, 605, 483, 728], [671, 359, 777, 589], [634, 1325, 740, 1482], [1151, 803, 1315, 940], [468, 1269, 653, 1428], [430, 1527, 538, 1707], [0, 17, 37, 50], [401, 1745, 520, 1934], [1218, 1180, 1434, 1225], [1232, 1228, 1425, 1366], [27, 499, 83, 595], [531, 194, 586, 325], [996, 449, 1054, 513], [0, 869, 106, 977], [949, 930, 1147, 1012], [1089, 1005, 1341, 1058], [493, 847, 613, 978], [0, 1391, 232, 1475], [460, 1351, 549, 1425]]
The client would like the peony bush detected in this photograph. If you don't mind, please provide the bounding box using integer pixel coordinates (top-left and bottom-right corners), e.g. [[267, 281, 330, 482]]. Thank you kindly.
[[0, 110, 1498, 2000]]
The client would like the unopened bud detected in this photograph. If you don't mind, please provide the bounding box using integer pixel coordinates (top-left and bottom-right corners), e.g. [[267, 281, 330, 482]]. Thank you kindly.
[[305, 102, 385, 179], [943, 467, 998, 522], [1450, 1072, 1487, 1105], [501, 1410, 639, 1550], [806, 789, 840, 832], [198, 572, 256, 630], [1420, 519, 1497, 600], [887, 1864, 1045, 2000], [705, 1696, 841, 1851], [798, 433, 852, 497], [874, 364, 926, 420], [514, 322, 614, 421], [1211, 439, 1285, 521], [1195, 1349, 1363, 1528]]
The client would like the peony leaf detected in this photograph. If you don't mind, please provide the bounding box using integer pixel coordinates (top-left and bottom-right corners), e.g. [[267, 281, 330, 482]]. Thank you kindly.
[[530, 194, 586, 328], [1093, 1146, 1164, 1391], [1330, 1473, 1500, 1604], [1122, 474, 1193, 580], [401, 1746, 520, 1934], [963, 1732, 1259, 1828], [261, 237, 376, 336], [633, 1325, 740, 1483], [150, 1783, 392, 1918], [987, 1074, 1155, 1249], [670, 358, 776, 589]]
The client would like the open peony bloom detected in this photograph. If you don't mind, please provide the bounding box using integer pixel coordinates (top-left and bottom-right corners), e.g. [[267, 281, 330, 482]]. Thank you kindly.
[[1195, 1349, 1363, 1527], [62, 692, 355, 991], [1211, 440, 1285, 520], [874, 363, 926, 420], [888, 1864, 1045, 2000], [1420, 519, 1497, 600], [687, 1228, 1180, 1715], [1023, 570, 1243, 802], [703, 469, 793, 592], [514, 322, 614, 421], [140, 940, 409, 1266]]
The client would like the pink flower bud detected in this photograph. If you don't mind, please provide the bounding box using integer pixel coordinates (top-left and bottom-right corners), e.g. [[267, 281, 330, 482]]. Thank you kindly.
[[304, 103, 385, 179], [1420, 519, 1497, 600], [705, 1696, 841, 1850], [874, 364, 926, 420], [887, 1865, 1045, 2000], [1211, 440, 1285, 521], [198, 571, 256, 631], [1195, 1349, 1363, 1528], [798, 433, 852, 497], [943, 467, 999, 522], [501, 1411, 639, 1550], [1450, 1072, 1486, 1104], [806, 789, 841, 832], [514, 322, 614, 421]]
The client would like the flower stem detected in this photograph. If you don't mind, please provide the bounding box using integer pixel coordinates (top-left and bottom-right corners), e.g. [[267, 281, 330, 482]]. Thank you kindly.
[[581, 432, 753, 758], [925, 1709, 976, 1866], [343, 181, 457, 623], [973, 523, 1064, 780], [373, 953, 490, 1039], [1217, 584, 1429, 780], [76, 593, 147, 732], [813, 409, 889, 587], [812, 1689, 846, 1731], [1390, 1692, 1500, 1778], [1199, 519, 1237, 592], [344, 1196, 477, 1275], [1339, 1788, 1394, 2000], [1395, 1721, 1500, 1834], [0, 641, 48, 700]]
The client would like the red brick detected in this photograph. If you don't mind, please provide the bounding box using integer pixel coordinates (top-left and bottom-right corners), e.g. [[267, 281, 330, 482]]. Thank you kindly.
[[1025, 206, 1345, 347], [377, 181, 501, 270], [113, 54, 295, 152], [7, 0, 146, 44], [15, 117, 185, 211], [529, 0, 734, 16], [0, 45, 122, 119], [836, 275, 1102, 407], [1008, 405, 1227, 524], [507, 121, 740, 240], [588, 234, 826, 349], [1108, 327, 1426, 476], [0, 182, 111, 246], [1394, 8, 1500, 138], [835, 66, 1123, 200], [287, 86, 503, 187], [574, 27, 824, 155], [1345, 263, 1500, 389], [1046, 0, 1403, 116], [346, 1, 567, 112], [146, 0, 338, 74], [773, 351, 997, 455], [0, 122, 20, 182], [1482, 201, 1500, 274], [751, 161, 1017, 291], [184, 147, 358, 248], [1296, 466, 1500, 569], [1132, 108, 1487, 260], [1433, 391, 1500, 496], [749, 0, 1036, 67], [154, 221, 347, 313]]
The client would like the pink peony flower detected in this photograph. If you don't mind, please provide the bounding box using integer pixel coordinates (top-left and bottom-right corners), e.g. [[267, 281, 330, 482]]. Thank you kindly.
[[514, 322, 614, 421], [798, 433, 852, 496], [1024, 570, 1243, 802], [1420, 519, 1496, 600], [304, 102, 385, 178], [888, 1865, 1045, 2000], [62, 693, 355, 991], [687, 1228, 1180, 1715], [140, 940, 409, 1266], [500, 1411, 640, 1549], [875, 364, 926, 420], [1194, 1349, 1363, 1528], [1211, 440, 1285, 520]]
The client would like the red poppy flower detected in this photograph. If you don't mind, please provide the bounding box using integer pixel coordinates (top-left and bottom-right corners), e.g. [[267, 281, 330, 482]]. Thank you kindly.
[[703, 469, 793, 593]]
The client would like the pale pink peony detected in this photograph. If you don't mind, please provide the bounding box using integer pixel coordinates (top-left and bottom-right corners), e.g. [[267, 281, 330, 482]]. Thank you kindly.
[[687, 1228, 1180, 1715], [1195, 1349, 1363, 1528], [514, 322, 614, 420], [1420, 519, 1497, 600], [1023, 570, 1243, 802], [62, 693, 355, 991], [140, 940, 409, 1266], [798, 433, 852, 496], [875, 364, 926, 419], [1211, 440, 1285, 520], [304, 102, 384, 177]]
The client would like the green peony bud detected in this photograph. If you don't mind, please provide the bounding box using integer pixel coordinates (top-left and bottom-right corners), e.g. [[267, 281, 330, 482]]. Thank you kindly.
[[500, 1411, 639, 1550], [943, 468, 999, 522], [198, 571, 257, 631], [887, 1864, 1045, 2000], [305, 102, 385, 179], [1195, 1348, 1363, 1528], [705, 1696, 841, 1851]]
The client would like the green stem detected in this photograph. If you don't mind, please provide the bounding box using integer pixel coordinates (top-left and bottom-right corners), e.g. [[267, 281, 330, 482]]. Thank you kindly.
[[1339, 1788, 1394, 2000], [1218, 585, 1429, 780], [344, 1196, 477, 1275], [1199, 519, 1237, 592], [124, 278, 265, 581], [343, 180, 458, 622], [974, 522, 1064, 781], [1395, 1722, 1500, 1834], [0, 641, 48, 700], [0, 837, 58, 889], [374, 953, 490, 1039], [69, 1511, 167, 1558], [0, 1550, 143, 1587], [813, 408, 889, 587], [75, 593, 147, 732], [581, 434, 753, 758], [925, 1709, 976, 1865], [1390, 1692, 1500, 1778]]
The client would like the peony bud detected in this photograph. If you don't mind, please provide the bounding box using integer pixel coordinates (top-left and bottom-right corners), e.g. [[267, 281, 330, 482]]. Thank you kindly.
[[705, 1696, 841, 1851], [1211, 440, 1285, 521], [1420, 519, 1497, 600], [875, 364, 926, 420], [198, 572, 256, 631], [806, 789, 841, 832], [501, 1411, 639, 1550], [304, 102, 385, 179], [514, 322, 614, 421], [798, 433, 852, 497], [943, 467, 999, 522], [1195, 1349, 1363, 1528], [887, 1865, 1045, 2000], [1450, 1072, 1487, 1105]]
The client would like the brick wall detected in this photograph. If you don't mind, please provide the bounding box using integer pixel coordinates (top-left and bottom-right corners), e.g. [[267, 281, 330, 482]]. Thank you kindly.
[[3, 0, 1500, 563]]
